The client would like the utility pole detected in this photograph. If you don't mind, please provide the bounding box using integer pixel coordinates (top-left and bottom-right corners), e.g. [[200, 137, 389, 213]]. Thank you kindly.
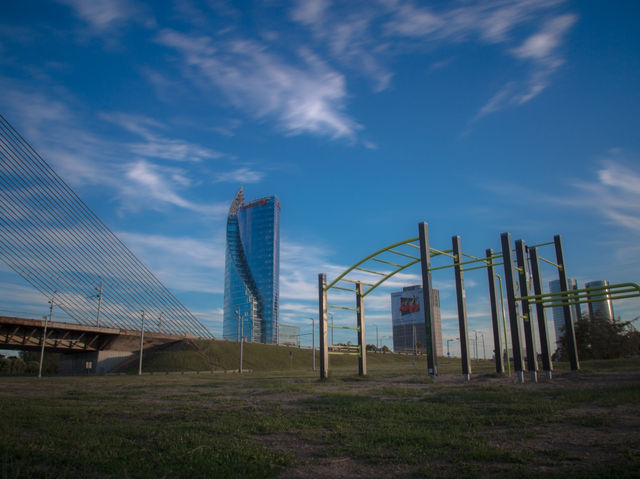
[[138, 310, 145, 376], [481, 332, 486, 360], [38, 294, 55, 378], [95, 280, 103, 327], [376, 326, 379, 351], [311, 317, 315, 371], [236, 309, 244, 373]]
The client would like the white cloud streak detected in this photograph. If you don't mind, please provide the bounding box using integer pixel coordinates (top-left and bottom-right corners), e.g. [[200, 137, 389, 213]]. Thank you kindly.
[[155, 30, 359, 139]]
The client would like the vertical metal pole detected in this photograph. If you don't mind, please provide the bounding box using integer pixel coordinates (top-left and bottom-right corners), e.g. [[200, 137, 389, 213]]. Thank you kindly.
[[418, 222, 438, 378], [318, 273, 329, 379], [486, 249, 505, 373], [138, 310, 145, 376], [452, 235, 471, 380], [239, 319, 244, 373], [38, 297, 54, 378], [311, 317, 316, 371], [356, 282, 367, 376], [529, 247, 553, 379], [96, 280, 103, 327], [515, 239, 538, 382], [501, 232, 525, 383], [554, 235, 580, 371]]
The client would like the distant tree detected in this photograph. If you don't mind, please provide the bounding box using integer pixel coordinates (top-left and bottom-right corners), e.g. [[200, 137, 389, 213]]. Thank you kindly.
[[555, 313, 640, 361], [366, 344, 377, 352], [381, 345, 390, 354], [19, 351, 60, 374]]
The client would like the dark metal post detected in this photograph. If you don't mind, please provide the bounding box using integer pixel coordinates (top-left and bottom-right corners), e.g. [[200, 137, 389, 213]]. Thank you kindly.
[[452, 235, 471, 380], [485, 249, 505, 374], [418, 222, 438, 378], [515, 239, 538, 382], [529, 247, 553, 378], [554, 235, 580, 371], [356, 282, 367, 376], [501, 233, 525, 383], [318, 273, 329, 379]]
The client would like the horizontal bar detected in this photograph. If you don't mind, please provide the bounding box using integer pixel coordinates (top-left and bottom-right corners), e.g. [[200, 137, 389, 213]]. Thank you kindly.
[[538, 256, 560, 268], [355, 267, 387, 276], [406, 243, 420, 249], [527, 241, 554, 249], [330, 286, 356, 293], [371, 257, 403, 268], [430, 248, 455, 259], [329, 325, 360, 331], [327, 304, 358, 312], [329, 352, 360, 356], [338, 278, 375, 286], [387, 249, 420, 260]]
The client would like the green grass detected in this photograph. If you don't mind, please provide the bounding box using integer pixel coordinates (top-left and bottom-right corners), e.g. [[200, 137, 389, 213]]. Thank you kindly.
[[1, 355, 639, 478]]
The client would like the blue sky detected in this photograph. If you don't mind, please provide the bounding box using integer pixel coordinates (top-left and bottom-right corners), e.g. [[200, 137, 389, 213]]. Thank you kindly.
[[1, 0, 639, 356]]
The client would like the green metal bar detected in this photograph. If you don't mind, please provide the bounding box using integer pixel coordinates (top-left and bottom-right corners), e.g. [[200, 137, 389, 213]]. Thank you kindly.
[[527, 241, 554, 249], [355, 267, 387, 276], [406, 242, 420, 249], [339, 278, 375, 286], [387, 249, 420, 260], [430, 247, 455, 259], [538, 256, 560, 268], [329, 324, 359, 331], [327, 304, 358, 312], [521, 282, 640, 306], [463, 263, 495, 272], [371, 257, 403, 267], [329, 352, 359, 356], [330, 286, 356, 293]]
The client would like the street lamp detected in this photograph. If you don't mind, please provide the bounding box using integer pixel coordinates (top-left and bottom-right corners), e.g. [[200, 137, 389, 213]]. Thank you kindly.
[[446, 337, 459, 357], [38, 294, 55, 378], [309, 317, 316, 371], [138, 310, 145, 376]]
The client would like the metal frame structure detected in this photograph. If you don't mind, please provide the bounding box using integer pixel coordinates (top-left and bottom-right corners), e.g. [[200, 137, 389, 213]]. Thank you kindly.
[[0, 114, 212, 338], [318, 222, 640, 382]]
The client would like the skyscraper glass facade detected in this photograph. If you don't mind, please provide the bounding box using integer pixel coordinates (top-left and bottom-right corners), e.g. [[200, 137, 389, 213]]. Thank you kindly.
[[223, 187, 280, 344]]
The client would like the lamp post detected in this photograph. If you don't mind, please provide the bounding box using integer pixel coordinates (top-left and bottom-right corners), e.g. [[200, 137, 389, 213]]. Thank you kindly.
[[38, 294, 55, 378], [309, 317, 316, 371], [95, 280, 103, 327], [472, 330, 479, 360], [329, 312, 334, 345], [495, 273, 511, 376], [138, 310, 145, 376], [236, 309, 244, 373], [446, 337, 459, 357]]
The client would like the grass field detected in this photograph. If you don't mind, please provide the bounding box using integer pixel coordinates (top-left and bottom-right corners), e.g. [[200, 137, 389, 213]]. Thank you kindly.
[[1, 348, 639, 478]]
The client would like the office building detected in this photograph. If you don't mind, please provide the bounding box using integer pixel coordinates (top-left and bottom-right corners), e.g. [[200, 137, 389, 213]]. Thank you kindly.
[[223, 187, 280, 344], [549, 279, 581, 347], [391, 285, 443, 356], [585, 280, 614, 322]]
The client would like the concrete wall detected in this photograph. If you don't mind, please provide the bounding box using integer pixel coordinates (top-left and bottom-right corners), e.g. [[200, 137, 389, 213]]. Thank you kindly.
[[60, 350, 134, 375]]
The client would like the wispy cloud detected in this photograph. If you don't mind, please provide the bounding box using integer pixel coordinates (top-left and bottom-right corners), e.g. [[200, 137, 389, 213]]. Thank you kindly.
[[290, 0, 576, 119], [55, 0, 152, 33], [155, 30, 359, 139], [117, 231, 225, 294], [101, 112, 224, 163], [571, 156, 640, 232]]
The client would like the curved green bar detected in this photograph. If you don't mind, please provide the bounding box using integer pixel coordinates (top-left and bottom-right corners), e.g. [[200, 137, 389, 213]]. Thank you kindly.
[[325, 236, 419, 294]]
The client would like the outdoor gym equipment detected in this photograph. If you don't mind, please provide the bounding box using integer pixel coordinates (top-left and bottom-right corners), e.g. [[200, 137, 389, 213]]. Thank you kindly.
[[318, 222, 640, 383]]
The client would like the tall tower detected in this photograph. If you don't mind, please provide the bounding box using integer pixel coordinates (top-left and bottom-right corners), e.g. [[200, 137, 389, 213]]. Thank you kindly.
[[549, 278, 581, 348], [223, 187, 280, 344], [585, 280, 614, 322]]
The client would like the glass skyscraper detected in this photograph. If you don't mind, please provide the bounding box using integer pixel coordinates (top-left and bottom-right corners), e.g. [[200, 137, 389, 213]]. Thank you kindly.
[[223, 187, 280, 344]]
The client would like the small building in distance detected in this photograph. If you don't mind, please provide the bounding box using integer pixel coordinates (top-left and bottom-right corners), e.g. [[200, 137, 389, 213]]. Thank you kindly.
[[278, 323, 300, 347], [391, 285, 443, 356]]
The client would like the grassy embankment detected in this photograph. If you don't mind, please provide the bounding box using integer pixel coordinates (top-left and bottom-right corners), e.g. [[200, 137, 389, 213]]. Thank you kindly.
[[1, 342, 639, 478]]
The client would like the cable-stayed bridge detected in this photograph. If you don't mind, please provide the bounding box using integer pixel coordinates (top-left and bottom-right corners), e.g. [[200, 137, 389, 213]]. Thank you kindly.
[[0, 113, 213, 344]]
